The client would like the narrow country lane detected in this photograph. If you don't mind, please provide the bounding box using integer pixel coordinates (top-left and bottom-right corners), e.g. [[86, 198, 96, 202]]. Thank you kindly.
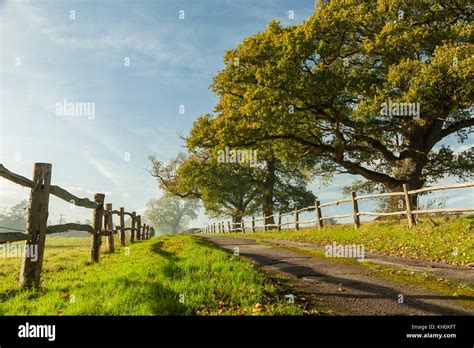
[[200, 236, 474, 316]]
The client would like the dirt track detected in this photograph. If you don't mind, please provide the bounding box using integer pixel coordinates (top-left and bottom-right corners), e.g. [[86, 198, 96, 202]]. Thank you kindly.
[[201, 235, 474, 316]]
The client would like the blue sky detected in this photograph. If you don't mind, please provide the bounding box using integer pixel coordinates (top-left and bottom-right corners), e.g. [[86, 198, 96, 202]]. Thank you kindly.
[[0, 0, 472, 227]]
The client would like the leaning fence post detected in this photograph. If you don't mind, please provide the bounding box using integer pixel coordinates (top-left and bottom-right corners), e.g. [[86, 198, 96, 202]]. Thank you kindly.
[[136, 215, 142, 240], [242, 220, 245, 233], [131, 212, 136, 243], [403, 184, 416, 228], [277, 210, 282, 231], [105, 203, 115, 253], [119, 207, 126, 246], [90, 193, 105, 263], [315, 200, 323, 229], [351, 192, 361, 229], [295, 209, 299, 231], [19, 163, 52, 289]]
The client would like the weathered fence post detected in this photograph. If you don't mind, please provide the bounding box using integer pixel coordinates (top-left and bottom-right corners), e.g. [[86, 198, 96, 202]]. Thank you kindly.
[[277, 210, 282, 231], [403, 184, 416, 228], [315, 200, 323, 229], [218, 222, 222, 233], [227, 221, 231, 233], [351, 192, 361, 229], [295, 209, 299, 231], [136, 215, 142, 240], [264, 215, 267, 232], [146, 225, 150, 239], [90, 193, 105, 263], [143, 224, 147, 239], [252, 216, 256, 233], [20, 163, 52, 289], [106, 203, 115, 253], [130, 212, 136, 243], [119, 207, 126, 246], [242, 220, 245, 233]]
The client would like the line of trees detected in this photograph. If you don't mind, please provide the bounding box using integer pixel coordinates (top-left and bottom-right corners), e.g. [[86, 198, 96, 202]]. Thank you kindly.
[[149, 0, 473, 227]]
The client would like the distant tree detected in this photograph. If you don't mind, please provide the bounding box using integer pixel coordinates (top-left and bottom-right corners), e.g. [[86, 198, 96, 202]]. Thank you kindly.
[[144, 196, 199, 234], [0, 200, 28, 231]]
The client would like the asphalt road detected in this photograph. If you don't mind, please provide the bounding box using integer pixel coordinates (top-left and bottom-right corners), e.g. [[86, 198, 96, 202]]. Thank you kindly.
[[201, 235, 473, 315]]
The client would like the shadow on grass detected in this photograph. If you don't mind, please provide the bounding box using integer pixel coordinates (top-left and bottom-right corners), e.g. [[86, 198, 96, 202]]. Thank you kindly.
[[151, 241, 179, 261], [89, 276, 193, 315]]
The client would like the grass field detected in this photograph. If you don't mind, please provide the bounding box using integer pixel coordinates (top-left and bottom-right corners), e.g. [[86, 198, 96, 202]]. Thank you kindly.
[[222, 216, 474, 266], [0, 235, 303, 315]]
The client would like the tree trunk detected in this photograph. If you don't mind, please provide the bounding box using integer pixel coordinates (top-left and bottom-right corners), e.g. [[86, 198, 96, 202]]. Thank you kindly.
[[262, 157, 276, 229]]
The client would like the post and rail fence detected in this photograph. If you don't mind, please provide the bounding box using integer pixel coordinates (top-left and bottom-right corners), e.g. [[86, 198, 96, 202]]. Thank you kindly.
[[0, 163, 155, 289], [199, 182, 474, 234]]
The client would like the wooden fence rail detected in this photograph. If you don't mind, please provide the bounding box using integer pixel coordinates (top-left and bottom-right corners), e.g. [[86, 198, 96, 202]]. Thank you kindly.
[[199, 182, 474, 234], [0, 163, 155, 289]]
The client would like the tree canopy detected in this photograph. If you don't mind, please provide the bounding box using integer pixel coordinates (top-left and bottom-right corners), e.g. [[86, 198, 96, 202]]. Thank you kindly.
[[208, 0, 473, 197], [144, 196, 199, 234]]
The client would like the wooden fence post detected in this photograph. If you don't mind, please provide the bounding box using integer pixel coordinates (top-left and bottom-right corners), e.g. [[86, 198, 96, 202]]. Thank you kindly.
[[105, 204, 114, 253], [403, 184, 416, 228], [136, 215, 142, 240], [19, 163, 52, 289], [277, 210, 282, 231], [295, 209, 299, 231], [130, 212, 136, 243], [143, 224, 147, 239], [146, 225, 150, 239], [90, 193, 105, 263], [264, 216, 267, 232], [227, 221, 231, 233], [119, 207, 125, 246], [218, 222, 222, 233], [315, 200, 323, 229], [242, 220, 245, 233], [252, 216, 255, 233], [351, 192, 361, 229]]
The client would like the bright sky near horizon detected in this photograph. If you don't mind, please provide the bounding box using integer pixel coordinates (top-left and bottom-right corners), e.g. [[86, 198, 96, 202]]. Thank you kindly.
[[0, 0, 472, 227]]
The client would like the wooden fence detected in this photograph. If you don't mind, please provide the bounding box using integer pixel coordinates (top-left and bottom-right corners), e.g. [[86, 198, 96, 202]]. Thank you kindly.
[[0, 163, 155, 289], [199, 182, 474, 234]]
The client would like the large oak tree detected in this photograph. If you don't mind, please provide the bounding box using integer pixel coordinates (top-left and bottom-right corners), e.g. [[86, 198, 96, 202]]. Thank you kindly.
[[209, 0, 473, 207]]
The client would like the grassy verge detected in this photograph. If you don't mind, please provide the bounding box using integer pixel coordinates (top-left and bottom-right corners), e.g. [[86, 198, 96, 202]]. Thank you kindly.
[[0, 235, 304, 315], [221, 216, 474, 266]]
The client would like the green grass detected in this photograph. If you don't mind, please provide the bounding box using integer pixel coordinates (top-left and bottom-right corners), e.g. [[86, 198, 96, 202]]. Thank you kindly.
[[0, 235, 303, 315], [221, 216, 474, 266], [362, 263, 474, 311]]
